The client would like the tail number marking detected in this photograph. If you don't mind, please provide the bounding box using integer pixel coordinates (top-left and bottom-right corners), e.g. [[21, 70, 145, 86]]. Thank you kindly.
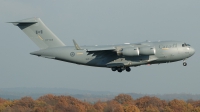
[[36, 30, 43, 34]]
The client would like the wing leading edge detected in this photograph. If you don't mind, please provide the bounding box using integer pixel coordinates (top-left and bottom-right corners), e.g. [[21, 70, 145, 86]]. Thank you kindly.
[[87, 47, 116, 52]]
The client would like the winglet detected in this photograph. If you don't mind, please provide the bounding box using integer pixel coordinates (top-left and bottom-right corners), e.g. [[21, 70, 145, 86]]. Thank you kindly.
[[73, 39, 81, 50]]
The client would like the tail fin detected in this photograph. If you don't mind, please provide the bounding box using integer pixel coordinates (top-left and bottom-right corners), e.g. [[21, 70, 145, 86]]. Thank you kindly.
[[10, 17, 65, 49]]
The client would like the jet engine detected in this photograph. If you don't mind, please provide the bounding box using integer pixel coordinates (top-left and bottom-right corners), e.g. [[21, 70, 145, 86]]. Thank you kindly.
[[139, 47, 156, 55], [121, 47, 139, 56]]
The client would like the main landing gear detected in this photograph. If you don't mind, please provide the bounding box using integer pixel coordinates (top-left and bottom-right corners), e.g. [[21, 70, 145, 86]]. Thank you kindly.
[[111, 67, 131, 73], [126, 67, 131, 72]]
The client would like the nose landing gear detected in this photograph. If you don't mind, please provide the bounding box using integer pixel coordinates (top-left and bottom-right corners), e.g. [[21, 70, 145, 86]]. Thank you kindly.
[[183, 59, 187, 66], [183, 62, 187, 66]]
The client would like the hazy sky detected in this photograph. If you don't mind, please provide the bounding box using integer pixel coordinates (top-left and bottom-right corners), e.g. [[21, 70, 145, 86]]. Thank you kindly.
[[0, 0, 199, 94]]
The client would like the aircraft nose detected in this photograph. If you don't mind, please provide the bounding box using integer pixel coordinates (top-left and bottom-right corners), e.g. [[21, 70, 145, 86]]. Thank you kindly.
[[190, 47, 195, 56]]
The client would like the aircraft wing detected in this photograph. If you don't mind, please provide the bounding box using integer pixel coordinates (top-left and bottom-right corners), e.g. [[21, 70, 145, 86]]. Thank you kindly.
[[71, 40, 116, 52], [87, 46, 116, 52], [106, 56, 158, 67]]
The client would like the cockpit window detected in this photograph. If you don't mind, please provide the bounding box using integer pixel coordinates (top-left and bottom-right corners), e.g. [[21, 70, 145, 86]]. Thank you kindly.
[[182, 43, 191, 47], [186, 44, 190, 46]]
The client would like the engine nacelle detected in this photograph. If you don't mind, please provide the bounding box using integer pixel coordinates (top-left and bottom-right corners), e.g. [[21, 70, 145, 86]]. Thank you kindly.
[[139, 47, 156, 55], [122, 47, 139, 56]]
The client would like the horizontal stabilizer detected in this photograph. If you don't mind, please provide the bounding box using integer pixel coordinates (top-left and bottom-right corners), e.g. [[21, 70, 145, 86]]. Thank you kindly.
[[8, 22, 37, 26], [40, 55, 55, 59]]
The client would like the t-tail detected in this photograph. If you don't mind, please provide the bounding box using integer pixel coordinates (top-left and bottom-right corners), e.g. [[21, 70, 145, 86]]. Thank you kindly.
[[9, 17, 65, 49]]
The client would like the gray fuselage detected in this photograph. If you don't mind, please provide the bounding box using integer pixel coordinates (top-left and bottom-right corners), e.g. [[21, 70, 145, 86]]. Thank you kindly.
[[31, 41, 195, 68]]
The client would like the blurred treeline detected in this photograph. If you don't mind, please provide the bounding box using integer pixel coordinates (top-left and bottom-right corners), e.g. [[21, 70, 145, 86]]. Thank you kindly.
[[0, 94, 200, 112]]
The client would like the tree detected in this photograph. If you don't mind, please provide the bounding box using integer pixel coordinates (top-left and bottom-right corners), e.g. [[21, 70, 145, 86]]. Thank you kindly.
[[192, 107, 200, 112], [94, 101, 107, 112], [114, 94, 134, 105], [168, 99, 193, 112], [123, 105, 140, 112], [104, 101, 124, 112], [135, 96, 167, 111]]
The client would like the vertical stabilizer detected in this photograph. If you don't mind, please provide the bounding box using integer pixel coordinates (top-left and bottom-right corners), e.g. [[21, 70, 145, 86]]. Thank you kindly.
[[10, 18, 65, 49]]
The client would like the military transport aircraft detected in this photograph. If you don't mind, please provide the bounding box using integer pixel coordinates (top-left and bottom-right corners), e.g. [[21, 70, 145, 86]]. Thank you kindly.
[[10, 18, 195, 72]]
